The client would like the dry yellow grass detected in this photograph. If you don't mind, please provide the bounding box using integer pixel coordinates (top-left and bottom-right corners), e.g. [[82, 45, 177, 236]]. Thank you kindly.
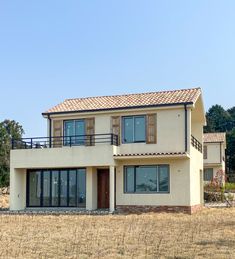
[[0, 196, 235, 258], [0, 194, 9, 209]]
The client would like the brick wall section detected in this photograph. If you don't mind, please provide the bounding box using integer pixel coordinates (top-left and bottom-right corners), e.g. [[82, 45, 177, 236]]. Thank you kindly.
[[116, 205, 203, 215]]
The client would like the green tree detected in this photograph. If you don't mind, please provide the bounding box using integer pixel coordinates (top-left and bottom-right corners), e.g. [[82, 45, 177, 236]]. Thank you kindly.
[[0, 120, 24, 187], [227, 128, 235, 172], [204, 105, 232, 133]]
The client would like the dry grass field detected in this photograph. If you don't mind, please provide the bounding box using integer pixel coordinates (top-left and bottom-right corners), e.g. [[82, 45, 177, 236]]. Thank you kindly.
[[0, 194, 9, 209], [0, 195, 235, 258]]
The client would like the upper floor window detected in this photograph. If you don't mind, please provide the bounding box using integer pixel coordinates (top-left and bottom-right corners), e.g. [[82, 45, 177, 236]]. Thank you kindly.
[[122, 116, 146, 143], [64, 120, 85, 145]]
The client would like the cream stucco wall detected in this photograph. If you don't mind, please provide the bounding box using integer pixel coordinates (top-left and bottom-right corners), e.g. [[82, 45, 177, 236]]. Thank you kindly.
[[190, 147, 204, 205], [50, 106, 188, 154], [11, 145, 117, 169], [86, 167, 97, 210], [115, 158, 192, 206], [204, 143, 222, 164], [10, 169, 26, 210]]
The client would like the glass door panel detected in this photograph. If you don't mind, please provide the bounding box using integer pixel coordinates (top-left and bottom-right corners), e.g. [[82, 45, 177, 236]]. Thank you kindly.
[[69, 170, 76, 206], [51, 170, 59, 206], [43, 171, 50, 206], [60, 170, 68, 206], [77, 169, 86, 207], [28, 171, 41, 206], [64, 121, 75, 145], [75, 120, 85, 145]]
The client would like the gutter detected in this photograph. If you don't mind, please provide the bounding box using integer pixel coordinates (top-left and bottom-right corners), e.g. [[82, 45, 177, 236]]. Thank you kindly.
[[184, 104, 188, 153], [48, 115, 52, 148]]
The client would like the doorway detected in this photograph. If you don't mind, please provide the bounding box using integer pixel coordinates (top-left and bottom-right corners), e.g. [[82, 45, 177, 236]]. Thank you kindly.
[[97, 169, 109, 209]]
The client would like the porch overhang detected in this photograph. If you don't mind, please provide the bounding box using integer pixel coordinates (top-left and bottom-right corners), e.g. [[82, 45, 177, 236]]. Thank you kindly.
[[113, 152, 190, 160]]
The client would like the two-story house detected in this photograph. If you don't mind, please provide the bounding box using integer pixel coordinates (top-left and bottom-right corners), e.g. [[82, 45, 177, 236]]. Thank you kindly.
[[203, 133, 226, 182], [10, 87, 206, 214]]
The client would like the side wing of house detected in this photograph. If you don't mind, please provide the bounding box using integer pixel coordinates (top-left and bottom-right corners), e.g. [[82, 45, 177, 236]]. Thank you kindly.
[[203, 133, 226, 181]]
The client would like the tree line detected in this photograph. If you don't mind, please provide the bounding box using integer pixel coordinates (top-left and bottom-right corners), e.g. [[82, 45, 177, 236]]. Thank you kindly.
[[0, 105, 235, 187]]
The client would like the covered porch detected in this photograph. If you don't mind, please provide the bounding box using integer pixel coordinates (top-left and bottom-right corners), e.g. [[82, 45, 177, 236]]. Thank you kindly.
[[10, 166, 116, 212]]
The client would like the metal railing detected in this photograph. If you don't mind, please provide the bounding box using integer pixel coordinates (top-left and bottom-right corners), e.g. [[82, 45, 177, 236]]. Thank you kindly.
[[11, 133, 119, 150], [191, 135, 202, 153]]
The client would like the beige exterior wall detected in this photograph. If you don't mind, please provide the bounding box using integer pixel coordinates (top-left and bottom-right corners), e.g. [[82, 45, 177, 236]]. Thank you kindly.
[[190, 147, 204, 205], [11, 145, 117, 169], [115, 158, 191, 206], [204, 143, 222, 164], [50, 106, 187, 154], [10, 168, 26, 210], [86, 167, 97, 210]]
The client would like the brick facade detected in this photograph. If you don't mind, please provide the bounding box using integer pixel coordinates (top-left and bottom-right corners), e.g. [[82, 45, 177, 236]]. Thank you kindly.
[[116, 204, 202, 215]]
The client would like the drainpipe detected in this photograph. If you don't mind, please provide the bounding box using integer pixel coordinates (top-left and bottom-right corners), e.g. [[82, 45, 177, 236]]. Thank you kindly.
[[48, 115, 52, 148], [184, 104, 188, 153]]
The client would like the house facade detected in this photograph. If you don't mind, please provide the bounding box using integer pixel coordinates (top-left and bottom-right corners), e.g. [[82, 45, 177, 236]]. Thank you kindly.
[[10, 88, 206, 214], [203, 133, 226, 182]]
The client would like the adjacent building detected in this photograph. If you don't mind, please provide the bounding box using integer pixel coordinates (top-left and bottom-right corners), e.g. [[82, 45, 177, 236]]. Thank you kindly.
[[10, 87, 206, 214], [203, 133, 226, 182]]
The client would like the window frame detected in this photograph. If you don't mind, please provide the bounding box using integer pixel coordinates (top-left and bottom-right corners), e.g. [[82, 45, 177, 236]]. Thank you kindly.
[[124, 165, 170, 194], [26, 168, 86, 208], [203, 168, 213, 181], [122, 115, 146, 144], [63, 119, 86, 146]]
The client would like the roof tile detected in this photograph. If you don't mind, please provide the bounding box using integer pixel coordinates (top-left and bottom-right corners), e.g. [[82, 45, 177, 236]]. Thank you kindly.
[[203, 133, 226, 143], [44, 87, 201, 114]]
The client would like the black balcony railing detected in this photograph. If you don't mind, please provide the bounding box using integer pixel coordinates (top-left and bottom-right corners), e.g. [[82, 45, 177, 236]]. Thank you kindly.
[[11, 133, 119, 150], [191, 135, 202, 153]]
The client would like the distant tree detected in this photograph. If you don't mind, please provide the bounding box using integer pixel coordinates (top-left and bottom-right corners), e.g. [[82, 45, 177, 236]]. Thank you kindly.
[[228, 106, 235, 123], [0, 120, 24, 187], [204, 105, 232, 133], [226, 128, 235, 172]]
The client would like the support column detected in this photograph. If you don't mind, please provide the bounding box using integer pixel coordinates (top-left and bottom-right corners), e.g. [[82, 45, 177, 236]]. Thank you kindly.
[[109, 166, 115, 212], [10, 168, 26, 210], [86, 167, 97, 210]]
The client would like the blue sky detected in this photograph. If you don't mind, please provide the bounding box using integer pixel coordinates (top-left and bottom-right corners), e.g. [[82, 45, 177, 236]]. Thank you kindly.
[[0, 1, 235, 136]]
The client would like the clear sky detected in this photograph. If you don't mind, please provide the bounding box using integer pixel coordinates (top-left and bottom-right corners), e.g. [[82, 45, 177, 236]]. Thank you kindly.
[[0, 1, 235, 137]]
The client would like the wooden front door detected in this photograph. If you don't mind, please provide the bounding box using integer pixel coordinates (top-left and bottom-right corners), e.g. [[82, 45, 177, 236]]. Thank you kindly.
[[97, 169, 109, 209]]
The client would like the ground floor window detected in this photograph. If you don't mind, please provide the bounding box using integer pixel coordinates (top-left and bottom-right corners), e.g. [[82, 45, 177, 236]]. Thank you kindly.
[[124, 165, 170, 193], [27, 169, 86, 207], [203, 168, 213, 181]]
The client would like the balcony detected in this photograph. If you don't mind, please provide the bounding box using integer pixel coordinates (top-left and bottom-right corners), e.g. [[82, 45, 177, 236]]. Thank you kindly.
[[11, 134, 119, 169], [191, 135, 202, 153], [11, 133, 119, 150]]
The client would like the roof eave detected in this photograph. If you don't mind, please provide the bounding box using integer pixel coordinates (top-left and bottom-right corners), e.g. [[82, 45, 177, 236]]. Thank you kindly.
[[42, 101, 194, 117]]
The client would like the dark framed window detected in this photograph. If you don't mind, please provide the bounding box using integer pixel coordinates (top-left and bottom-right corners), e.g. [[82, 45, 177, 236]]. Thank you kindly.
[[124, 165, 170, 193], [122, 116, 146, 143], [64, 120, 86, 146], [204, 168, 213, 181], [27, 169, 86, 207]]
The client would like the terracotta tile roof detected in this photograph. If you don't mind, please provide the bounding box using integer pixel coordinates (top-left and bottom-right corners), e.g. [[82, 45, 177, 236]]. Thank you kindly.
[[203, 133, 226, 143], [114, 152, 187, 157], [43, 87, 201, 114]]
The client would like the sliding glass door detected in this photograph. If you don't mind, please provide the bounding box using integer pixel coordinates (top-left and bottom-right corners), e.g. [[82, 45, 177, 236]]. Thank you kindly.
[[27, 169, 86, 208]]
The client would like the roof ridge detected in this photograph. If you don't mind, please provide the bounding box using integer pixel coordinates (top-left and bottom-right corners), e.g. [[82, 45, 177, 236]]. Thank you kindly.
[[64, 87, 201, 102]]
